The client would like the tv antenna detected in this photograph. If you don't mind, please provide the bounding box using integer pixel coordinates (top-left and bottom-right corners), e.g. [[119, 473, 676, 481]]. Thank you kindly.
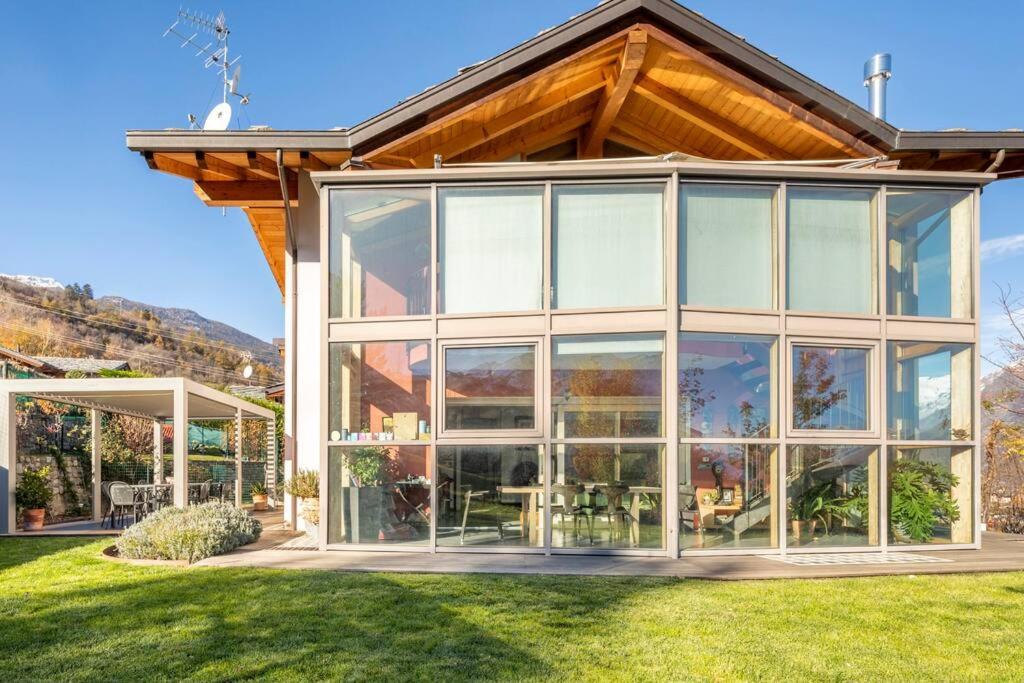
[[163, 9, 251, 130]]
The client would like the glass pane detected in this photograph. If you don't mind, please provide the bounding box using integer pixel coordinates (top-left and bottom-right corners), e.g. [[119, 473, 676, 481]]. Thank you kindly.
[[552, 334, 664, 438], [792, 345, 869, 431], [327, 445, 431, 546], [436, 445, 544, 548], [553, 185, 664, 309], [551, 444, 664, 549], [679, 332, 775, 438], [787, 187, 875, 314], [439, 187, 543, 313], [887, 190, 972, 318], [786, 445, 878, 547], [888, 342, 972, 440], [680, 184, 774, 309], [679, 444, 777, 550], [328, 341, 431, 442], [444, 346, 535, 431], [888, 446, 973, 545], [328, 188, 431, 318]]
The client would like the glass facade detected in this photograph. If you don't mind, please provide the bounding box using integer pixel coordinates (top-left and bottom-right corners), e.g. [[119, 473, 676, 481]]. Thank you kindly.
[[322, 178, 977, 556]]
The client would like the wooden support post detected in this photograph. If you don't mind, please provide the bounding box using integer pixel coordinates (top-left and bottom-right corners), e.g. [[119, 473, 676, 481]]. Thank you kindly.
[[579, 29, 648, 158], [91, 410, 102, 522], [173, 386, 188, 508], [235, 408, 243, 507], [0, 390, 14, 534]]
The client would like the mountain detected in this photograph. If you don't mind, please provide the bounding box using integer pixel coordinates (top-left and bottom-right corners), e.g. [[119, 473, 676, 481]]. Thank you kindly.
[[0, 274, 281, 386]]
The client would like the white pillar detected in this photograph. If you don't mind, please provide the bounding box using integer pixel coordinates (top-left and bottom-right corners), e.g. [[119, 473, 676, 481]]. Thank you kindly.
[[266, 417, 277, 508], [235, 407, 243, 507], [91, 410, 102, 522], [284, 220, 297, 527], [172, 386, 188, 508], [153, 421, 164, 485], [0, 390, 14, 534]]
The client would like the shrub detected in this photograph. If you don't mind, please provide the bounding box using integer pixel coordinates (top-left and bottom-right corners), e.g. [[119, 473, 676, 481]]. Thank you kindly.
[[16, 466, 53, 510], [115, 503, 261, 563]]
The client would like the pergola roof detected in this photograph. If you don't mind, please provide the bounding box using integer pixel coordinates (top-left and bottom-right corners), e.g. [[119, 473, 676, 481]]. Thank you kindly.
[[0, 378, 275, 421]]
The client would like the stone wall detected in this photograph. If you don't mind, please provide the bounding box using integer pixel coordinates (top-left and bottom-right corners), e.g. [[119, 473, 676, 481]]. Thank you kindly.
[[17, 453, 92, 521]]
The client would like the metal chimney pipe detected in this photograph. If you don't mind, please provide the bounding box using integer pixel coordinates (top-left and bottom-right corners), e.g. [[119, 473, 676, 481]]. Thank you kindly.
[[863, 53, 892, 120]]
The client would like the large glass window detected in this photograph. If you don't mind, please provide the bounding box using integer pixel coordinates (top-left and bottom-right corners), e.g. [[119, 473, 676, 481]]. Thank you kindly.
[[791, 345, 870, 432], [679, 333, 776, 438], [443, 345, 536, 432], [680, 184, 774, 309], [328, 341, 431, 442], [552, 334, 664, 439], [887, 189, 973, 318], [551, 444, 664, 549], [888, 341, 972, 441], [439, 186, 543, 314], [436, 445, 544, 548], [787, 445, 878, 547], [787, 187, 876, 314], [327, 445, 431, 546], [553, 185, 664, 309], [679, 443, 777, 550], [887, 446, 973, 545], [329, 188, 431, 319]]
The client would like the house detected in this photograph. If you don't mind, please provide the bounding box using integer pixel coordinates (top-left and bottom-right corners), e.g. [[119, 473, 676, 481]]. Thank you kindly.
[[125, 0, 1020, 557], [0, 346, 131, 379]]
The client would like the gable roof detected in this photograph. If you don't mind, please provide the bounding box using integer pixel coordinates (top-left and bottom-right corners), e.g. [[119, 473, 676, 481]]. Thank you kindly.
[[32, 357, 131, 375]]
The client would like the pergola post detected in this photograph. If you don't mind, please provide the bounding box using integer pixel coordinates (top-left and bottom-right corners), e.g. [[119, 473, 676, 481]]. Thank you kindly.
[[172, 385, 188, 508], [235, 407, 243, 507], [152, 421, 164, 485], [1, 390, 14, 534], [266, 417, 277, 508], [91, 410, 102, 522]]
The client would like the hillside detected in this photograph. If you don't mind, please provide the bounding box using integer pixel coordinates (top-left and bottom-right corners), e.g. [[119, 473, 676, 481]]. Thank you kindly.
[[0, 275, 281, 386]]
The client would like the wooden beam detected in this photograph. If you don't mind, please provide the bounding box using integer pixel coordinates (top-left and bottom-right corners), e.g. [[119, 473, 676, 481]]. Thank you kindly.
[[458, 111, 593, 163], [411, 69, 607, 167], [640, 23, 881, 158], [194, 152, 246, 180], [300, 151, 330, 171], [613, 115, 711, 158], [246, 152, 280, 179], [143, 152, 201, 181], [632, 76, 788, 160], [193, 179, 298, 207], [369, 155, 418, 168], [579, 29, 648, 159]]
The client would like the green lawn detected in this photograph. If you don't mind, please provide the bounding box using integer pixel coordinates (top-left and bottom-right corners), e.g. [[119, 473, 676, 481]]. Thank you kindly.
[[2, 538, 1023, 681]]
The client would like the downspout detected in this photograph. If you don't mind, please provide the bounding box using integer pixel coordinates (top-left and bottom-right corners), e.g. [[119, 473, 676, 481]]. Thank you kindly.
[[985, 149, 1006, 174], [277, 149, 298, 527]]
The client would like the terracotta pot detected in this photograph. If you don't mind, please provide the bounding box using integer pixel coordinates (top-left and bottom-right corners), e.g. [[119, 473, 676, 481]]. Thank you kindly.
[[23, 508, 45, 531], [252, 494, 268, 511], [791, 520, 802, 541]]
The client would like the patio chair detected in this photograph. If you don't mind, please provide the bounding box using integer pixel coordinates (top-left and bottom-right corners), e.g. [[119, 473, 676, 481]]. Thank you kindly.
[[458, 488, 506, 544], [208, 481, 225, 503], [100, 481, 128, 528], [552, 483, 593, 545], [107, 483, 145, 528], [594, 484, 637, 545]]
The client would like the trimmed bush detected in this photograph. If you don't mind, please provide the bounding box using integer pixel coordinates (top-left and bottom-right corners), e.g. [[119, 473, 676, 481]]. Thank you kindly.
[[115, 503, 261, 563]]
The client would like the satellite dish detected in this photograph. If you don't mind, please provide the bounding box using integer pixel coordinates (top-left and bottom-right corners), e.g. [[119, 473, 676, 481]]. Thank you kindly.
[[229, 65, 241, 95], [242, 364, 253, 379], [203, 102, 232, 130]]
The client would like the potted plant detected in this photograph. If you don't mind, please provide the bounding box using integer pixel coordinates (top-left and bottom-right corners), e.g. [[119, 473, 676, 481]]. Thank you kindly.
[[251, 481, 269, 511], [789, 480, 832, 541], [284, 470, 320, 534], [342, 447, 397, 541], [889, 458, 960, 543], [16, 466, 53, 531]]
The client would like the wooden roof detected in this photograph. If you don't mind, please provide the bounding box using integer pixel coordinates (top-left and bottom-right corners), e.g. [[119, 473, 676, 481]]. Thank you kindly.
[[126, 0, 1024, 293]]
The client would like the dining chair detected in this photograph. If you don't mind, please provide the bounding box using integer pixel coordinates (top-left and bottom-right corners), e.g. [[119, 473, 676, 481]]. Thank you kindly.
[[107, 483, 144, 528], [552, 483, 593, 545]]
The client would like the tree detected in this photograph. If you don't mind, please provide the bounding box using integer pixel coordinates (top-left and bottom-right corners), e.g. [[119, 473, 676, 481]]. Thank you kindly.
[[792, 349, 848, 429], [81, 283, 94, 300]]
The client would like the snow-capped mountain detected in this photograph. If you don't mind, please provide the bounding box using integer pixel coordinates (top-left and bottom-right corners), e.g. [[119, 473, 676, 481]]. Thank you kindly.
[[0, 273, 65, 289]]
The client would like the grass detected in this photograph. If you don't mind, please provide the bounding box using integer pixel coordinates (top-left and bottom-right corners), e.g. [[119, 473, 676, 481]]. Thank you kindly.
[[1, 538, 1023, 681]]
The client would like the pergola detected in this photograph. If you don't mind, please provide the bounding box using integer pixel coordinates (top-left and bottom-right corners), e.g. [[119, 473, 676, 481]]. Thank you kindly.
[[0, 377, 276, 534]]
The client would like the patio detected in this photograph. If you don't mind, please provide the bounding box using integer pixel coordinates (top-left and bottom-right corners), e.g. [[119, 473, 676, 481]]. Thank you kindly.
[[0, 377, 277, 534]]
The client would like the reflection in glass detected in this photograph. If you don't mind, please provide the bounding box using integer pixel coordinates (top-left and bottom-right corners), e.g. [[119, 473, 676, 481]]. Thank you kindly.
[[329, 188, 431, 318], [679, 333, 775, 438], [787, 187, 875, 314], [444, 346, 535, 431], [553, 185, 664, 309], [680, 184, 774, 309], [792, 346, 869, 431], [327, 446, 431, 546], [436, 445, 543, 547], [439, 187, 543, 314], [551, 334, 664, 439], [328, 341, 431, 442], [786, 445, 877, 547], [888, 342, 972, 441], [679, 444, 777, 550], [887, 447, 973, 545], [887, 189, 972, 318], [551, 444, 664, 549]]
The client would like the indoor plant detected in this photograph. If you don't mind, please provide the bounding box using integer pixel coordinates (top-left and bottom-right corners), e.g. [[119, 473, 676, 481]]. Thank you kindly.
[[789, 480, 834, 541], [250, 481, 269, 511], [16, 466, 53, 531], [889, 458, 960, 543], [342, 447, 397, 541], [284, 469, 320, 531]]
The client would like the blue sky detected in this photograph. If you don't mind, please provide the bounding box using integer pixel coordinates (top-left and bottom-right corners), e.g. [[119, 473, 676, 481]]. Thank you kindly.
[[2, 1, 1022, 365]]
